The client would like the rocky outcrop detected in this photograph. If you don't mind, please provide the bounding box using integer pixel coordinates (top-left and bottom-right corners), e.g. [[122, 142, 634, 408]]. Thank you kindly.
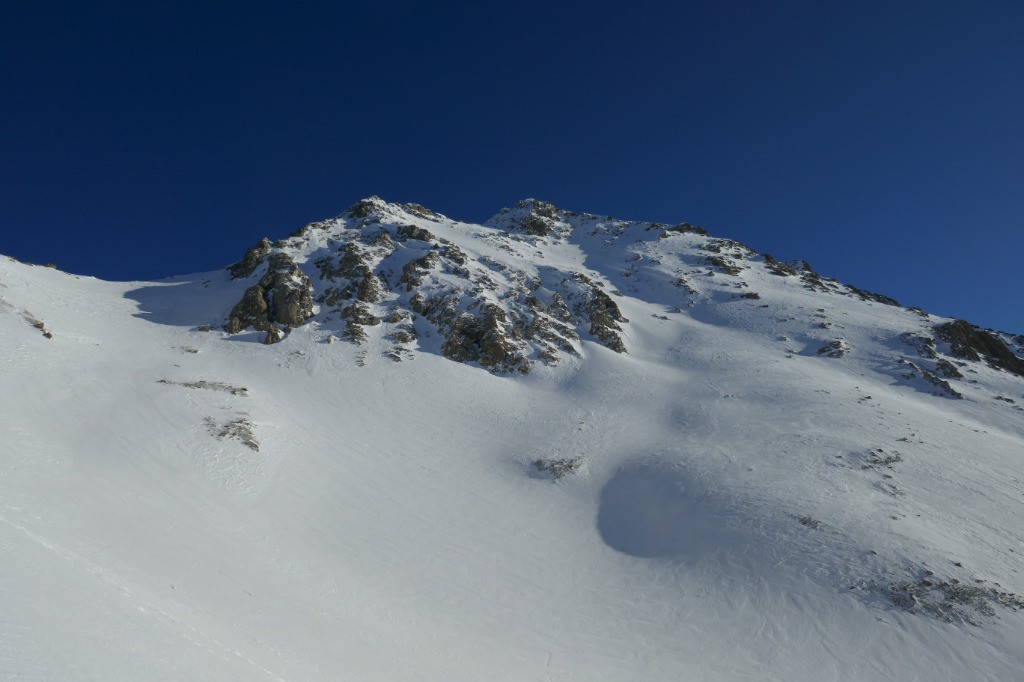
[[935, 320, 1024, 377], [225, 285, 271, 333], [396, 224, 436, 243], [817, 340, 849, 358], [260, 253, 314, 328], [897, 358, 963, 399], [659, 222, 708, 239], [900, 332, 937, 359], [763, 254, 797, 276], [228, 237, 272, 280], [225, 252, 313, 341], [486, 199, 569, 239], [935, 359, 963, 379], [442, 304, 529, 373], [399, 252, 439, 291], [219, 196, 981, 376], [584, 286, 627, 353], [848, 285, 900, 307]]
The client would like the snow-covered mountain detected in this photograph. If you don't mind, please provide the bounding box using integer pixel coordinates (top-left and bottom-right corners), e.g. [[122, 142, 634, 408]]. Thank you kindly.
[[2, 197, 1023, 680]]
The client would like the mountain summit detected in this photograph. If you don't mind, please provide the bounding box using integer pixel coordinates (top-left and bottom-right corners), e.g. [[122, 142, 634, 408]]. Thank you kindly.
[[2, 198, 1023, 680]]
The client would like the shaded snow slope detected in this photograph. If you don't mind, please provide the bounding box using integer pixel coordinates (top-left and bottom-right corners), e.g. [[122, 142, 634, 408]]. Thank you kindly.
[[2, 198, 1024, 680]]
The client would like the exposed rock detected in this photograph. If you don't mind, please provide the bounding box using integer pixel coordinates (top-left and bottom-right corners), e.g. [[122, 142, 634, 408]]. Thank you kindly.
[[935, 320, 1024, 377], [203, 415, 259, 451], [336, 243, 370, 279], [898, 359, 963, 399], [384, 309, 411, 324], [522, 292, 579, 361], [218, 197, 982, 382], [521, 214, 552, 236], [225, 284, 271, 333], [340, 302, 381, 327], [367, 229, 396, 250], [26, 318, 54, 339], [899, 332, 937, 359], [442, 304, 528, 373], [347, 197, 384, 219], [158, 379, 249, 396], [859, 449, 903, 469], [494, 199, 561, 237], [659, 222, 708, 238], [800, 269, 831, 293], [288, 218, 335, 239], [763, 254, 798, 276], [794, 515, 822, 530], [704, 254, 743, 276], [225, 252, 313, 335], [341, 320, 367, 344], [332, 298, 379, 341], [586, 297, 626, 352], [399, 252, 439, 291], [356, 272, 383, 303], [228, 237, 272, 280], [848, 285, 900, 307], [402, 203, 444, 222], [935, 359, 963, 379], [817, 340, 849, 358], [262, 326, 283, 344], [388, 328, 416, 344], [877, 571, 1024, 625], [259, 253, 314, 328], [396, 224, 436, 243], [442, 243, 468, 266], [532, 456, 583, 480]]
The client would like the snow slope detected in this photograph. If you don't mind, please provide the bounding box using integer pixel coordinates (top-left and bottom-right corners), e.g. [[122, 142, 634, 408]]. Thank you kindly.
[[2, 198, 1023, 680]]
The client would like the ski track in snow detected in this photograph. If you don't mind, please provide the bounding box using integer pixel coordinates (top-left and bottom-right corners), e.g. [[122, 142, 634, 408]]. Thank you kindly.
[[0, 510, 290, 682]]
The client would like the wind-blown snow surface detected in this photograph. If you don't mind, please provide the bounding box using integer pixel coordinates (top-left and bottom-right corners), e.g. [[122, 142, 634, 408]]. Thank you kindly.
[[2, 199, 1024, 680]]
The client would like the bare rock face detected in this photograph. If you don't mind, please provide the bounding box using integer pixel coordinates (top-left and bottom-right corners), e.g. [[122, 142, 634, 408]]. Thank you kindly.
[[763, 253, 798, 276], [317, 244, 384, 305], [487, 199, 569, 239], [396, 224, 436, 243], [660, 222, 709, 239], [346, 197, 381, 219], [228, 237, 272, 280], [340, 302, 380, 327], [935, 320, 1024, 377], [574, 275, 627, 353], [897, 358, 963, 399], [442, 304, 529, 373], [260, 253, 314, 328], [399, 252, 439, 291], [900, 333, 937, 359], [224, 252, 313, 341], [225, 285, 271, 333]]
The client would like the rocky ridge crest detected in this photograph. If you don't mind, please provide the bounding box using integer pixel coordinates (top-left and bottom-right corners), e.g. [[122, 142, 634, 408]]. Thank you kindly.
[[219, 197, 1024, 388], [222, 197, 632, 372]]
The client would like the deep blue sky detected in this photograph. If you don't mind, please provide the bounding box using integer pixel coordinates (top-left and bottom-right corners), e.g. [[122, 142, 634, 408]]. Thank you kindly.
[[2, 1, 1021, 332]]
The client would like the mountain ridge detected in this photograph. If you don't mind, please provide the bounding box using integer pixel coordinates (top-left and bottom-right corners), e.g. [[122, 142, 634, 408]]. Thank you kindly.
[[210, 196, 1024, 378], [2, 197, 1024, 680]]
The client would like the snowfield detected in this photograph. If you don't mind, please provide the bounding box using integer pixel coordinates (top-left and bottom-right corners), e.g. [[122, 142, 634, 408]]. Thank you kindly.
[[2, 198, 1023, 680]]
